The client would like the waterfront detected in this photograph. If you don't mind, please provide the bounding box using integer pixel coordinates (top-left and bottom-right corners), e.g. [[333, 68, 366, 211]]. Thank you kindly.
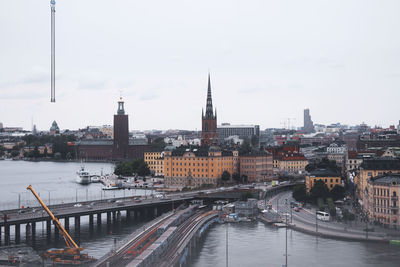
[[189, 221, 400, 267], [0, 160, 152, 210], [2, 160, 400, 266]]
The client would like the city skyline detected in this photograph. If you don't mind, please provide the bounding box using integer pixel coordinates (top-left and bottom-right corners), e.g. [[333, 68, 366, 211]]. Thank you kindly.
[[1, 0, 400, 131]]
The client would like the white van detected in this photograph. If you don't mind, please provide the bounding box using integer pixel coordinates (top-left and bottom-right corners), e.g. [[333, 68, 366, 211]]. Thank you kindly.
[[316, 211, 330, 221]]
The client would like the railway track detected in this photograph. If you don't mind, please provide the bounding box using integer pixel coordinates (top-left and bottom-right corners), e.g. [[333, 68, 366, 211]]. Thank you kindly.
[[93, 212, 175, 267], [157, 210, 217, 267]]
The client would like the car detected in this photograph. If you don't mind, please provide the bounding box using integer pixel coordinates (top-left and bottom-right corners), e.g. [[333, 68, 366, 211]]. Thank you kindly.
[[74, 203, 82, 207], [107, 199, 115, 203], [294, 207, 300, 212], [116, 200, 124, 206], [18, 209, 26, 214]]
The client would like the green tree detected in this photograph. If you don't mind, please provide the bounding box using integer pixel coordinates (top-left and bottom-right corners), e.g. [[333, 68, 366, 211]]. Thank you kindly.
[[330, 185, 345, 201], [317, 198, 325, 211], [221, 170, 231, 182], [151, 137, 166, 150], [241, 174, 248, 183], [10, 150, 19, 157], [43, 147, 48, 157], [292, 184, 307, 202], [327, 197, 336, 216], [137, 162, 150, 177], [114, 162, 134, 176], [239, 139, 252, 155], [33, 146, 40, 158], [310, 180, 330, 203], [232, 173, 241, 183]]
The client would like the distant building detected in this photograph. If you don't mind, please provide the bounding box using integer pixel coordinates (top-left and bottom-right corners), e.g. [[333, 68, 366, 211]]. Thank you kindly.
[[144, 151, 164, 177], [49, 121, 60, 135], [239, 151, 273, 182], [398, 120, 400, 135], [327, 143, 347, 168], [303, 108, 315, 133], [366, 173, 400, 228], [218, 124, 260, 145], [201, 74, 218, 146], [306, 169, 342, 192], [0, 122, 3, 129], [355, 158, 400, 206], [75, 98, 150, 160], [274, 152, 308, 175]]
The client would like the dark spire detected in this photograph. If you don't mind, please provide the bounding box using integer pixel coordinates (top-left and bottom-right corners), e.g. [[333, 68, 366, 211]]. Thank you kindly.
[[205, 73, 214, 118]]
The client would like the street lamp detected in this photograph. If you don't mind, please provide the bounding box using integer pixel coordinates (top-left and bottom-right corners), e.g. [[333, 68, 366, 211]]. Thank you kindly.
[[11, 192, 23, 209]]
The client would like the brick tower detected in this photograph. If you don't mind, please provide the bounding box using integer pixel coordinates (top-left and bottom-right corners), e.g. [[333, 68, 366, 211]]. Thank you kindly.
[[201, 74, 218, 146], [113, 97, 129, 159]]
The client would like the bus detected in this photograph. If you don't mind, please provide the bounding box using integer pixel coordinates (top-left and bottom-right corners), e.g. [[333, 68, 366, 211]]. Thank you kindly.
[[316, 211, 330, 221]]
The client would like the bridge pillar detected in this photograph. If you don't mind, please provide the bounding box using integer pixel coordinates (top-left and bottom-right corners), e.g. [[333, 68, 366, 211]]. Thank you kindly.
[[64, 217, 69, 231], [25, 223, 31, 242], [4, 224, 10, 246], [0, 225, 2, 245], [46, 220, 51, 240], [15, 224, 20, 244], [54, 223, 59, 242], [154, 207, 158, 217], [133, 210, 138, 220], [31, 222, 36, 245], [89, 214, 94, 226], [126, 210, 131, 221], [97, 213, 102, 225], [107, 212, 111, 224], [75, 216, 80, 234], [112, 211, 116, 222]]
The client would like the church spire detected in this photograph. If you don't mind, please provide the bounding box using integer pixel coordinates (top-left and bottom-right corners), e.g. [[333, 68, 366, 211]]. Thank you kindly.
[[205, 73, 214, 118]]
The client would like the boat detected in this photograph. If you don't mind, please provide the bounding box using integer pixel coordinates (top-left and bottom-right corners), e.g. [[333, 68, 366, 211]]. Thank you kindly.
[[102, 184, 118, 190], [76, 167, 91, 185], [90, 175, 101, 183]]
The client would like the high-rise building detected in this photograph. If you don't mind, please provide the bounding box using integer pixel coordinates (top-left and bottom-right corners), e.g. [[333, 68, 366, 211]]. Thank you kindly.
[[303, 108, 315, 133], [201, 74, 218, 146], [113, 97, 129, 159]]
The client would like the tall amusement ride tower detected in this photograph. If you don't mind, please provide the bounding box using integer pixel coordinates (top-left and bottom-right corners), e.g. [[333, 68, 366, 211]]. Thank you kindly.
[[50, 0, 56, 102]]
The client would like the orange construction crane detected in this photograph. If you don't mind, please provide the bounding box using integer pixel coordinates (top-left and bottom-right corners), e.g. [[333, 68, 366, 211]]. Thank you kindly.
[[27, 185, 95, 265]]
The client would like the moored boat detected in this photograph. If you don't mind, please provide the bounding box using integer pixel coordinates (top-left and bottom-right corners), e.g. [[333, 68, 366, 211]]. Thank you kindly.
[[76, 167, 91, 185]]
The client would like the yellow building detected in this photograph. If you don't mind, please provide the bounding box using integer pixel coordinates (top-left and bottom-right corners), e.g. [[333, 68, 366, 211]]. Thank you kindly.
[[306, 169, 342, 192], [276, 154, 308, 174], [366, 174, 400, 228], [355, 158, 400, 205], [163, 146, 238, 187], [144, 151, 164, 177]]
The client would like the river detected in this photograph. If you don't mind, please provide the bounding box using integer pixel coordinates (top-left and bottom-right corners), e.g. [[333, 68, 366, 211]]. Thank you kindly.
[[1, 160, 400, 266]]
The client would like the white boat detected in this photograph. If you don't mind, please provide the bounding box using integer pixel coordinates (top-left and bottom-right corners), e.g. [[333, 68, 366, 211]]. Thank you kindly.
[[76, 167, 91, 185], [102, 184, 118, 190], [90, 175, 101, 183]]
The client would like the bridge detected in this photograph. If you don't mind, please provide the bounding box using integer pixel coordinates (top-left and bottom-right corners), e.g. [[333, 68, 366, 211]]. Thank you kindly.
[[0, 182, 301, 248]]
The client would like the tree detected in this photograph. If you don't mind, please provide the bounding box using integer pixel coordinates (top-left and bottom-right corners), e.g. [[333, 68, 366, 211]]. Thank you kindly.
[[221, 171, 231, 182], [239, 139, 252, 155], [232, 173, 241, 183], [241, 175, 248, 183], [10, 150, 19, 158], [309, 180, 330, 203], [137, 162, 150, 177], [330, 185, 345, 201], [151, 137, 166, 150], [44, 147, 48, 157], [33, 146, 40, 158], [292, 184, 307, 202], [327, 198, 336, 217], [114, 162, 133, 176]]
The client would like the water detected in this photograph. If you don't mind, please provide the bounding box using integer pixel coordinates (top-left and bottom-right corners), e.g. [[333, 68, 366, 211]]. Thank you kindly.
[[0, 160, 156, 259], [189, 222, 400, 267]]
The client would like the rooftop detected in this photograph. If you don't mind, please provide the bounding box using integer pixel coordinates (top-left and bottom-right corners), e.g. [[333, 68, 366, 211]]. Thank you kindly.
[[308, 168, 341, 177], [369, 173, 400, 185]]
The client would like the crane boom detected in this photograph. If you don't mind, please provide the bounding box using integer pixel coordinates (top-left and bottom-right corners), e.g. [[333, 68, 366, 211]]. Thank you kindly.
[[27, 185, 80, 250]]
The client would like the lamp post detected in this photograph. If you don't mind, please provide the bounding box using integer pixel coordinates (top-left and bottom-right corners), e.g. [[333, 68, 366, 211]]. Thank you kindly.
[[43, 189, 56, 206], [12, 192, 23, 209]]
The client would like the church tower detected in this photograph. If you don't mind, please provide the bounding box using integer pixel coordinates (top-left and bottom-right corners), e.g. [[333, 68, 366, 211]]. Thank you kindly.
[[201, 74, 218, 146], [113, 97, 129, 159]]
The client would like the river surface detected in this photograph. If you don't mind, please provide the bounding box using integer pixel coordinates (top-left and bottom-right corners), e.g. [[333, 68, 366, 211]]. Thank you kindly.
[[1, 160, 400, 266]]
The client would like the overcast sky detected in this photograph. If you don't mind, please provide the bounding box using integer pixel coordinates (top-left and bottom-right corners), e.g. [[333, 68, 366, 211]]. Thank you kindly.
[[1, 0, 400, 131]]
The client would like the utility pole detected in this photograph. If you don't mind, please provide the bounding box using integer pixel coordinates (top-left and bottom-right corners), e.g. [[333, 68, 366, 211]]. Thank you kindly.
[[285, 199, 288, 267], [50, 0, 56, 102], [316, 212, 318, 234], [226, 223, 229, 267]]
